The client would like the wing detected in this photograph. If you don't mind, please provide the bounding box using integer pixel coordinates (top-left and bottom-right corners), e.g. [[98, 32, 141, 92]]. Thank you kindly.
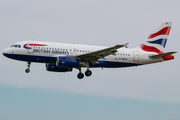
[[76, 43, 129, 65]]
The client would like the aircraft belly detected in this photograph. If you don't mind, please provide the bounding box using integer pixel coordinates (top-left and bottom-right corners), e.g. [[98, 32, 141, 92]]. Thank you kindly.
[[3, 53, 56, 63], [90, 60, 142, 68]]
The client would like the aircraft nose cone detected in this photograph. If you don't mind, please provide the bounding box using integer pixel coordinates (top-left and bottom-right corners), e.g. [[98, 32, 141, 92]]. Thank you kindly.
[[3, 50, 7, 56], [2, 48, 9, 57]]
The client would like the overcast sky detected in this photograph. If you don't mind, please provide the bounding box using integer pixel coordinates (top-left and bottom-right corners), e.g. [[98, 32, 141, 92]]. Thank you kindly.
[[0, 0, 180, 120]]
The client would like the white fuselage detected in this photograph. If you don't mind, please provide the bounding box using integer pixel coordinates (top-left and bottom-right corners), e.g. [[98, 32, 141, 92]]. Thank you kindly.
[[3, 41, 164, 68]]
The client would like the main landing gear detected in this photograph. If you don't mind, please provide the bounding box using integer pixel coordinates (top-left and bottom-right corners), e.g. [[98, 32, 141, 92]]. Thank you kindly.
[[77, 68, 92, 79], [25, 61, 31, 73], [77, 72, 84, 79], [85, 70, 92, 77]]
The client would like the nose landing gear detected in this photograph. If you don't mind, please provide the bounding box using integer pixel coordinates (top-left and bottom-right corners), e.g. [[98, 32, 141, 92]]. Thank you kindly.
[[25, 61, 31, 73], [25, 69, 30, 73]]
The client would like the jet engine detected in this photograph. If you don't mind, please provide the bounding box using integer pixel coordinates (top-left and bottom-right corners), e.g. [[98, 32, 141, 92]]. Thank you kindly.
[[46, 63, 72, 72], [56, 57, 80, 67]]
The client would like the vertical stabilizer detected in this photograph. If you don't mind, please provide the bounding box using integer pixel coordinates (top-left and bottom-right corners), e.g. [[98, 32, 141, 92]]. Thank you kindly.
[[139, 22, 172, 54]]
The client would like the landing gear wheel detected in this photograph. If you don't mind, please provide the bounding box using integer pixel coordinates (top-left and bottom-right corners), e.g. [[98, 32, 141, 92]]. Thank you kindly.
[[85, 70, 92, 77], [25, 69, 30, 73], [25, 61, 31, 73], [77, 73, 84, 79]]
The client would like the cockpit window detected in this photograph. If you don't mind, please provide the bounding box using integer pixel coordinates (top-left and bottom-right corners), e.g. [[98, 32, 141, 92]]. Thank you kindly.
[[10, 44, 21, 48]]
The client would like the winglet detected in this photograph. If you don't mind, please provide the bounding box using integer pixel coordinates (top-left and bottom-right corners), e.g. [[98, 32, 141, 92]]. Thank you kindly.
[[124, 42, 129, 47], [124, 42, 129, 48], [114, 43, 129, 49]]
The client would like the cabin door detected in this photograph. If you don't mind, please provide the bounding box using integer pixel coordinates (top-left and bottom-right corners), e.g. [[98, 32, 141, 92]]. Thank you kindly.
[[133, 50, 139, 62]]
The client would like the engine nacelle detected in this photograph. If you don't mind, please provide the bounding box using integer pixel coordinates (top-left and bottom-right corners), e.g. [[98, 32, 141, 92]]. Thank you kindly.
[[46, 63, 72, 72], [56, 57, 80, 67]]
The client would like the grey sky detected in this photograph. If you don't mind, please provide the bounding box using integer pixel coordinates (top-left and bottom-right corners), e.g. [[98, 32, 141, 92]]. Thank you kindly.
[[0, 0, 180, 107]]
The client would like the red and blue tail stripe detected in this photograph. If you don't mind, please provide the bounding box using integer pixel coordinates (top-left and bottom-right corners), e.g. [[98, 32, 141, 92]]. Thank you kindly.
[[148, 26, 171, 39], [139, 22, 172, 54], [147, 38, 167, 48], [140, 44, 163, 54]]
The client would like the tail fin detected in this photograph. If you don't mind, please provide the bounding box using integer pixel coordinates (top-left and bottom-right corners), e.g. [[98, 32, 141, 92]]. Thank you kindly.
[[139, 22, 172, 54]]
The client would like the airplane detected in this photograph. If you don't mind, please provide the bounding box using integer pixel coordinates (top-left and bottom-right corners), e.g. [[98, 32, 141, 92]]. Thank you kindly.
[[3, 22, 177, 79]]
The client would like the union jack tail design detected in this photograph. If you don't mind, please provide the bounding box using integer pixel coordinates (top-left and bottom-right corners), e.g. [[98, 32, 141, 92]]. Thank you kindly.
[[139, 22, 172, 54]]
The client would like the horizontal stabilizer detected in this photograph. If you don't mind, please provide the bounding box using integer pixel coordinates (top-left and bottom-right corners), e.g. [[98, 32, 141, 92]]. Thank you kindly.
[[149, 52, 177, 59]]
